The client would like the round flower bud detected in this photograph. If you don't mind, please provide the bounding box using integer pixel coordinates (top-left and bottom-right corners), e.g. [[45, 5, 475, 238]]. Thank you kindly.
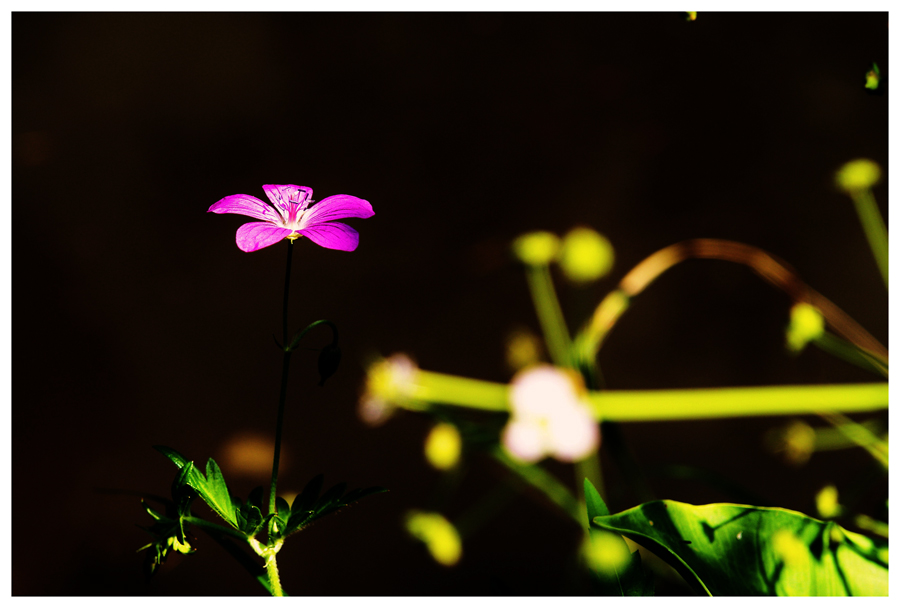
[[512, 231, 560, 266], [815, 484, 842, 519], [835, 159, 881, 193], [424, 423, 462, 470], [786, 302, 825, 353], [558, 227, 615, 284]]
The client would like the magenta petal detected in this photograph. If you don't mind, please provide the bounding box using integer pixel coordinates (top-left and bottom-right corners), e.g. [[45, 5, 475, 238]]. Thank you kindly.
[[298, 222, 360, 252], [263, 184, 313, 210], [235, 222, 293, 252], [209, 194, 281, 223], [301, 194, 374, 226]]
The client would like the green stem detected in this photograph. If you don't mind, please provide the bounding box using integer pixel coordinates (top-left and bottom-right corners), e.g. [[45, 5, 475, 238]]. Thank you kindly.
[[269, 241, 295, 518], [525, 264, 573, 367], [813, 332, 888, 377], [492, 447, 582, 524], [850, 189, 888, 289], [408, 370, 887, 420], [264, 552, 285, 597]]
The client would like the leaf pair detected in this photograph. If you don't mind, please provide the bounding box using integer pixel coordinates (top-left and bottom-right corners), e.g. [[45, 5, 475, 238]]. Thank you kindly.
[[154, 445, 241, 530]]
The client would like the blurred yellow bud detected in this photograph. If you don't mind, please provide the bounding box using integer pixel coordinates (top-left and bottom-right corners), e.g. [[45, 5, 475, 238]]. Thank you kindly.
[[505, 328, 543, 371], [772, 530, 807, 568], [765, 419, 816, 466], [815, 484, 842, 519], [512, 231, 559, 266], [424, 423, 462, 470], [685, 11, 697, 21], [405, 511, 462, 567], [583, 530, 631, 575], [835, 159, 881, 193], [558, 227, 615, 284], [786, 302, 825, 353]]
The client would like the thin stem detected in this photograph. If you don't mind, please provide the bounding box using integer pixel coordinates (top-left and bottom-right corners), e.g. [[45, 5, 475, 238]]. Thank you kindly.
[[575, 239, 888, 365], [269, 241, 295, 518], [525, 264, 573, 367], [850, 189, 888, 289], [491, 447, 582, 525], [282, 241, 294, 346]]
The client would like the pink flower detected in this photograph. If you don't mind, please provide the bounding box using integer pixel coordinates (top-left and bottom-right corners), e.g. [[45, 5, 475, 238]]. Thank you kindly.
[[209, 184, 374, 252], [502, 365, 599, 463]]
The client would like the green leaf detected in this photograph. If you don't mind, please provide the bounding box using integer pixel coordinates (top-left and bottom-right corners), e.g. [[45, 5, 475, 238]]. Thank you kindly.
[[274, 496, 291, 530], [248, 486, 265, 510], [152, 446, 239, 530], [318, 482, 348, 509], [282, 475, 387, 538], [292, 474, 324, 514], [591, 500, 888, 596], [237, 501, 264, 536], [583, 479, 653, 596], [584, 478, 610, 519], [203, 458, 238, 528]]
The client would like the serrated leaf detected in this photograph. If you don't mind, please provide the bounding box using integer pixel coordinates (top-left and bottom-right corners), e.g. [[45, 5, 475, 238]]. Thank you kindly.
[[317, 482, 348, 509], [342, 486, 389, 505], [283, 482, 387, 538], [292, 474, 324, 514], [202, 458, 238, 528], [592, 500, 888, 596]]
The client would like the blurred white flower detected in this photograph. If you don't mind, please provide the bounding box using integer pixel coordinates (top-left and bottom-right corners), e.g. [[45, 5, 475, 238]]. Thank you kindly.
[[502, 365, 599, 463]]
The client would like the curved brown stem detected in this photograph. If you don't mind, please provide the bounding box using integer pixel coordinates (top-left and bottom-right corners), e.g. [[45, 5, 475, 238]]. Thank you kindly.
[[580, 239, 887, 363]]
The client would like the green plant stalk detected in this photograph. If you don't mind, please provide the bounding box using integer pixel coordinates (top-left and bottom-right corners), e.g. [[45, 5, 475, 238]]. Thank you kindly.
[[813, 332, 888, 377], [492, 447, 582, 524], [269, 241, 295, 521], [249, 538, 285, 597], [408, 370, 887, 421], [817, 412, 888, 468], [525, 264, 573, 367], [850, 189, 888, 288]]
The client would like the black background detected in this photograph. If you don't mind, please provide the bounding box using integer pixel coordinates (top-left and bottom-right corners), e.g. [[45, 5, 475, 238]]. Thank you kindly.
[[12, 12, 888, 596]]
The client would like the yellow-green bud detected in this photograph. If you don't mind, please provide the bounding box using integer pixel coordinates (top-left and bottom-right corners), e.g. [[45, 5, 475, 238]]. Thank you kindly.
[[512, 231, 559, 266], [815, 484, 842, 519], [864, 62, 881, 91], [835, 159, 881, 193], [405, 511, 462, 566], [424, 423, 462, 470], [786, 302, 825, 353], [558, 227, 614, 284]]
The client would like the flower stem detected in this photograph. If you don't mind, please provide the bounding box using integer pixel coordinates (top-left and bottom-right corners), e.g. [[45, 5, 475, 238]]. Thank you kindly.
[[525, 264, 573, 368], [849, 189, 888, 289], [406, 369, 888, 420], [269, 241, 295, 519]]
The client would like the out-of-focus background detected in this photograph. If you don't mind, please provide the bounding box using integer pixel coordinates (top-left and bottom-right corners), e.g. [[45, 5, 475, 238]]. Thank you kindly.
[[12, 12, 887, 596]]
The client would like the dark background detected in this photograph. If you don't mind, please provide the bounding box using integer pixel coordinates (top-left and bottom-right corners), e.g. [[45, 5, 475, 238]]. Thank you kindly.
[[12, 12, 887, 596]]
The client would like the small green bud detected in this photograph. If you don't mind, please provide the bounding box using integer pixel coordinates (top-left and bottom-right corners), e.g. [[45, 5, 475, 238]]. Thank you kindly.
[[512, 231, 559, 266], [558, 227, 615, 284], [864, 62, 881, 91], [786, 302, 825, 353], [317, 343, 342, 386], [835, 159, 881, 193]]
